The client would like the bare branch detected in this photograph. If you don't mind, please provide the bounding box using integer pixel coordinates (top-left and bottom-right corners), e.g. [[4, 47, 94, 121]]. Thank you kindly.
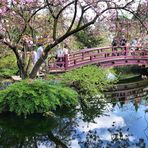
[[77, 6, 85, 29], [28, 4, 48, 22], [16, 24, 27, 43], [76, 1, 94, 29], [52, 1, 75, 40], [56, 1, 75, 19], [66, 0, 78, 33], [46, 0, 56, 18], [44, 14, 99, 54], [124, 8, 148, 33]]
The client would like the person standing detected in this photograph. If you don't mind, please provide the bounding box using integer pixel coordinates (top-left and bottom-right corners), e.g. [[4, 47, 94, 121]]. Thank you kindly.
[[35, 43, 44, 74], [32, 50, 38, 65], [63, 44, 69, 66], [56, 45, 64, 67], [120, 35, 127, 55], [63, 44, 69, 55], [130, 38, 138, 51], [112, 37, 118, 56], [36, 43, 44, 61]]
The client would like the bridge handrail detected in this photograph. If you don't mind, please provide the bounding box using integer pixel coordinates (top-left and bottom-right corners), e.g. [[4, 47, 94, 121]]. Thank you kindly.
[[69, 45, 148, 57], [69, 46, 111, 56], [68, 48, 148, 61]]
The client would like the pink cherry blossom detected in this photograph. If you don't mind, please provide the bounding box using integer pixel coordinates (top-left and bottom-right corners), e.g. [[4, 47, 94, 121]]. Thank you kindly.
[[0, 7, 7, 16]]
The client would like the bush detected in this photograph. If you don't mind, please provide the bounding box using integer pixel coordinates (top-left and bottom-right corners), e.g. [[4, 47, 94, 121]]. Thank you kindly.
[[62, 66, 117, 101], [75, 29, 103, 48], [62, 66, 117, 121], [0, 68, 18, 78], [0, 52, 17, 69], [0, 80, 78, 117]]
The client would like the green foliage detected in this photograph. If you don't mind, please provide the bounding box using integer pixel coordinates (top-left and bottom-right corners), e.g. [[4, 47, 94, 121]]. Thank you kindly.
[[114, 65, 141, 75], [75, 29, 103, 49], [10, 28, 21, 42], [62, 65, 117, 121], [62, 65, 117, 101], [0, 80, 78, 117], [0, 113, 57, 137], [114, 65, 141, 81], [0, 52, 17, 69], [0, 68, 18, 78], [0, 50, 17, 78]]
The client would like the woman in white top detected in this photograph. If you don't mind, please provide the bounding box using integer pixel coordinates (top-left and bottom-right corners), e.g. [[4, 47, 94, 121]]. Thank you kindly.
[[32, 51, 38, 65], [56, 45, 64, 67], [36, 44, 44, 60]]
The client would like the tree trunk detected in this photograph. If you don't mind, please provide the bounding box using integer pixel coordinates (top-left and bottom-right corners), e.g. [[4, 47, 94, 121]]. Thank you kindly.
[[17, 59, 27, 79], [29, 52, 48, 79]]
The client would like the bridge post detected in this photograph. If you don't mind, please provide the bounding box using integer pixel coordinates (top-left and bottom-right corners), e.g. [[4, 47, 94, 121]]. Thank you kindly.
[[125, 44, 129, 56], [82, 52, 84, 60], [64, 54, 68, 70]]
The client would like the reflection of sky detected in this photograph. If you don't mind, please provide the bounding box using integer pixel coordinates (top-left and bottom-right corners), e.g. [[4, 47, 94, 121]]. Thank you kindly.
[[71, 100, 148, 147], [114, 103, 148, 143]]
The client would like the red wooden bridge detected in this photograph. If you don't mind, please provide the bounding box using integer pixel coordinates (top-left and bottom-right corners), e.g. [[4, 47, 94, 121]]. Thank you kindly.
[[48, 45, 148, 73]]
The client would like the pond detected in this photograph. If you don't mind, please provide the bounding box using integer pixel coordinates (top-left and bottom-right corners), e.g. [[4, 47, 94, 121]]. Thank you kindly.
[[0, 80, 148, 147]]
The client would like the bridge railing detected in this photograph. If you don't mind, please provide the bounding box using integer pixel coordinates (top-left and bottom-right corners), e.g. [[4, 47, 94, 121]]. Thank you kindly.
[[48, 45, 148, 72], [68, 46, 148, 68]]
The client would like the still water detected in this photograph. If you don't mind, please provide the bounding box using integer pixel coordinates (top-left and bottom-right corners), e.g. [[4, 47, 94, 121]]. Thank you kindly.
[[0, 80, 148, 148]]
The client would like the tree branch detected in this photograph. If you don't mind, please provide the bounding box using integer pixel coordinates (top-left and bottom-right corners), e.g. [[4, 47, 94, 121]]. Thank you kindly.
[[52, 1, 75, 40], [46, 0, 56, 18], [124, 8, 148, 33], [66, 0, 78, 33], [28, 4, 48, 22]]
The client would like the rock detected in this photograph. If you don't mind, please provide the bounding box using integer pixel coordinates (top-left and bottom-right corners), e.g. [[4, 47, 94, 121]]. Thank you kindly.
[[11, 76, 22, 81]]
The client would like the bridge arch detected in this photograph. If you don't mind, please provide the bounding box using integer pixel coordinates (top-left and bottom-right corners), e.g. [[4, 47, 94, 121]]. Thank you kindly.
[[48, 46, 148, 73]]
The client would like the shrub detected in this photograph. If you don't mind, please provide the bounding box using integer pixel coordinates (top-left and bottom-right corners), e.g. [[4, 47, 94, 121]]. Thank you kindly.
[[75, 30, 103, 48], [62, 66, 117, 101], [62, 66, 117, 121], [0, 52, 17, 69], [0, 80, 78, 117], [0, 68, 18, 78]]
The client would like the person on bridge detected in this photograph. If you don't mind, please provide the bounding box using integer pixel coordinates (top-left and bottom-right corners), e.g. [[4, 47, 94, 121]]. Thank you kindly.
[[136, 38, 142, 50], [120, 36, 127, 46], [56, 45, 64, 67], [112, 37, 118, 56], [120, 35, 127, 55], [130, 38, 138, 51], [63, 44, 69, 55]]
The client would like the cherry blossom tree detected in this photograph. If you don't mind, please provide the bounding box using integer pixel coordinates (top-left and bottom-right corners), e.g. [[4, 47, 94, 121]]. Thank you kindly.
[[0, 0, 147, 79]]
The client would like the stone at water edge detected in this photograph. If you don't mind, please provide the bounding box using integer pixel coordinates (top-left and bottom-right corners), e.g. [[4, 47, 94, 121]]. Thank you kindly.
[[11, 76, 22, 81]]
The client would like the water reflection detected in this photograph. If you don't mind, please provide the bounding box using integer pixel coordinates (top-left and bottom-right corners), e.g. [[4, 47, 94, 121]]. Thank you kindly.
[[75, 102, 148, 147], [0, 80, 147, 147]]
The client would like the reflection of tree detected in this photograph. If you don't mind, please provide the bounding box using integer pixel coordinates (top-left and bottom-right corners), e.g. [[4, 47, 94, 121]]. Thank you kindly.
[[52, 108, 78, 147], [79, 122, 146, 148], [0, 111, 77, 148], [48, 132, 68, 148], [0, 113, 55, 147], [80, 97, 107, 122], [0, 87, 147, 147]]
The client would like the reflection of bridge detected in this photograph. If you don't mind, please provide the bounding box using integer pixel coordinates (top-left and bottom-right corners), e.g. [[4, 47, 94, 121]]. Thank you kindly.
[[48, 46, 148, 73], [104, 80, 148, 100]]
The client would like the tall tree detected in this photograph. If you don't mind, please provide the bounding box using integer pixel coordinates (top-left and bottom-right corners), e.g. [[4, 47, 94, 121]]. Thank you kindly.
[[0, 0, 147, 79]]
